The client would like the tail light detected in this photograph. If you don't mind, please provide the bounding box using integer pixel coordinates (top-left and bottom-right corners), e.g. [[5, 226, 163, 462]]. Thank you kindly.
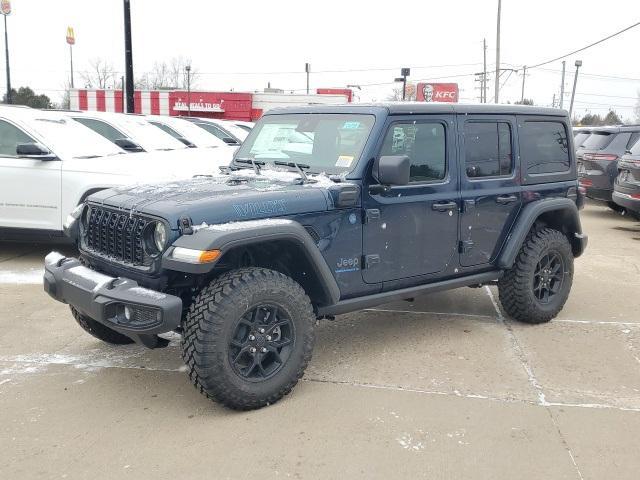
[[582, 153, 618, 161], [631, 193, 640, 200], [579, 178, 593, 187]]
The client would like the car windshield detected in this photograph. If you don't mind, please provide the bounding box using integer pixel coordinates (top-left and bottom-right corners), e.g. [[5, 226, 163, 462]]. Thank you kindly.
[[29, 117, 124, 159], [581, 132, 614, 150], [573, 132, 590, 148], [235, 113, 376, 174], [112, 116, 187, 151]]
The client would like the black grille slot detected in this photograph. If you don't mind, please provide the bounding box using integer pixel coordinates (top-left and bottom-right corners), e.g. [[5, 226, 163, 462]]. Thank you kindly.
[[303, 225, 321, 243], [84, 207, 151, 266]]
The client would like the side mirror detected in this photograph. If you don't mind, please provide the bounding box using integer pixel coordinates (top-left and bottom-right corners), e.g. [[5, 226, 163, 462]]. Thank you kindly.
[[16, 143, 57, 161], [222, 137, 240, 145], [114, 138, 144, 152], [374, 155, 411, 186]]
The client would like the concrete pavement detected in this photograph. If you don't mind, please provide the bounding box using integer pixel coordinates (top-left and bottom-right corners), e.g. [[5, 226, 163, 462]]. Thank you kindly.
[[1, 202, 639, 479]]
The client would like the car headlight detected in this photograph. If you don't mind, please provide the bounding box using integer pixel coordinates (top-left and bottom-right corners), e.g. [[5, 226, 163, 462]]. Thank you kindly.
[[153, 222, 168, 252]]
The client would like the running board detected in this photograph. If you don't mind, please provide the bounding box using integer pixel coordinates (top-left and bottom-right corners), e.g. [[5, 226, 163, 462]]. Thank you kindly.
[[317, 271, 502, 317]]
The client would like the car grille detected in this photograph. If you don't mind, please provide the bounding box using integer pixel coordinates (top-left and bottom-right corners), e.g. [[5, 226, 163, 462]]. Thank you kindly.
[[83, 207, 150, 266]]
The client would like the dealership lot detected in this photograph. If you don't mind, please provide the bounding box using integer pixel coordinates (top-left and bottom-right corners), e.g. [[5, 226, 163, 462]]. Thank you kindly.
[[0, 202, 639, 480]]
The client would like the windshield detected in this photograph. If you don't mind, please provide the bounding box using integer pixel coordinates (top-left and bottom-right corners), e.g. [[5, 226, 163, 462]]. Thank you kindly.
[[152, 118, 227, 148], [29, 117, 124, 159], [573, 132, 590, 148], [235, 114, 375, 174], [111, 116, 187, 151], [581, 132, 614, 150]]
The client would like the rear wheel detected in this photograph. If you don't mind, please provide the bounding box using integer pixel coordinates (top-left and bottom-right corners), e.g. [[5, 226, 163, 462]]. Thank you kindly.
[[71, 307, 134, 345], [181, 268, 315, 410], [498, 228, 573, 324]]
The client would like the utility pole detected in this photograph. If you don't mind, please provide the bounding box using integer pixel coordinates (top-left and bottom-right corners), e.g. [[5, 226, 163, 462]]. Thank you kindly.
[[559, 60, 566, 109], [123, 0, 135, 113], [552, 93, 556, 108], [185, 65, 191, 116], [520, 65, 527, 103], [305, 63, 310, 95], [569, 60, 582, 120], [483, 38, 487, 103], [120, 76, 125, 112], [1, 1, 11, 104], [494, 0, 501, 104]]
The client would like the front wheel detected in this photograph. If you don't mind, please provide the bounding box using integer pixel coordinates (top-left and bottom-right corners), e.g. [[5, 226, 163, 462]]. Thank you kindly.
[[181, 268, 315, 410], [498, 228, 574, 324]]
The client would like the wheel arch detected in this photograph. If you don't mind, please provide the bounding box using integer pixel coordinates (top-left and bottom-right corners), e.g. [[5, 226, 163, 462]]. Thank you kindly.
[[497, 198, 587, 269]]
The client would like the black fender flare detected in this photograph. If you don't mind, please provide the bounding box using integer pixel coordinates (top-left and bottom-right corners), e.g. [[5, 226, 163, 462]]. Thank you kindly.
[[497, 198, 587, 269], [162, 219, 341, 306]]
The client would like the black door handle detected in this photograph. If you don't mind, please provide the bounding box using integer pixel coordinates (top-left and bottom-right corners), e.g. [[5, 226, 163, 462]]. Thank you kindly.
[[496, 195, 518, 204], [432, 201, 457, 212]]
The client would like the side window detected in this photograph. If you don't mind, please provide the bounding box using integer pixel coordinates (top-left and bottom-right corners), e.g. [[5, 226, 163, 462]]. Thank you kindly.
[[149, 121, 182, 139], [380, 122, 446, 182], [72, 118, 125, 143], [626, 132, 640, 151], [464, 122, 512, 178], [0, 119, 38, 157], [521, 121, 570, 175]]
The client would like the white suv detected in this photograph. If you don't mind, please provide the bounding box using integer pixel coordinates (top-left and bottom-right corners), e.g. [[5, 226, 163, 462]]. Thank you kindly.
[[0, 106, 224, 241]]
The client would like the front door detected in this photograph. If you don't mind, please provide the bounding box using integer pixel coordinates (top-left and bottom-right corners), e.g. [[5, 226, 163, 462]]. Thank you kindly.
[[0, 118, 62, 231], [362, 115, 459, 284], [458, 115, 521, 267]]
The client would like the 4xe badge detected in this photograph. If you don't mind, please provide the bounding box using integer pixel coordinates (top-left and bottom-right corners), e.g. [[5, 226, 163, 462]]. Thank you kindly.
[[336, 257, 360, 273]]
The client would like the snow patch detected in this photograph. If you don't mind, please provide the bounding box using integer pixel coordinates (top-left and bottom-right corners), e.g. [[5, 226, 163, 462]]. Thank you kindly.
[[129, 287, 167, 300], [192, 218, 293, 232], [67, 266, 112, 289]]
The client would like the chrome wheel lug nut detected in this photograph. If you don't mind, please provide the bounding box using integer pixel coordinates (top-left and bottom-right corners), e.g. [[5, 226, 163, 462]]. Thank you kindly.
[[249, 335, 255, 341], [261, 347, 267, 353], [266, 335, 272, 341], [250, 347, 257, 354], [259, 328, 265, 334]]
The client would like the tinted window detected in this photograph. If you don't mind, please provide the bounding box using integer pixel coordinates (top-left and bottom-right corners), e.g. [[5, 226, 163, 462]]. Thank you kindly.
[[573, 132, 590, 148], [626, 132, 640, 151], [195, 122, 238, 143], [0, 119, 38, 157], [464, 122, 512, 178], [381, 122, 446, 182], [581, 132, 614, 150], [73, 117, 125, 143], [522, 121, 570, 175], [149, 121, 182, 139]]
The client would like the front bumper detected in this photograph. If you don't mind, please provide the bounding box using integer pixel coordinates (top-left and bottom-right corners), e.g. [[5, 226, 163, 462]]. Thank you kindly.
[[43, 252, 182, 345]]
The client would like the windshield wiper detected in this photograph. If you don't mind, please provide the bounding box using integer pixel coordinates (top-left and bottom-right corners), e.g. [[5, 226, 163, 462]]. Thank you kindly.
[[274, 160, 311, 182], [235, 157, 265, 174]]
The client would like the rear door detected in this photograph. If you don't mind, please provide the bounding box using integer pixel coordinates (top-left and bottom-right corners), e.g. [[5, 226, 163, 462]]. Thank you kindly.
[[0, 118, 62, 231], [458, 115, 521, 267], [362, 115, 459, 283]]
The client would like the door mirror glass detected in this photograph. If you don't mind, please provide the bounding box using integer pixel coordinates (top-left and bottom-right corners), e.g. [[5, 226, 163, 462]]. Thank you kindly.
[[114, 138, 144, 152], [16, 142, 57, 160], [375, 155, 411, 186]]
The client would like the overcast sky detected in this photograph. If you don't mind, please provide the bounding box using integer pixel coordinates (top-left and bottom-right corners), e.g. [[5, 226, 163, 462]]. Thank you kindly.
[[5, 0, 640, 120]]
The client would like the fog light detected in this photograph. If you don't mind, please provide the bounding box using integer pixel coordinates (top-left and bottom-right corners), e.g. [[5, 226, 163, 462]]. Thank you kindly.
[[124, 305, 133, 321]]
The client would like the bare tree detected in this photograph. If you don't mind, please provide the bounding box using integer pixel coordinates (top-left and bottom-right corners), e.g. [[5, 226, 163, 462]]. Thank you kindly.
[[136, 57, 198, 90], [169, 56, 198, 90], [81, 58, 117, 89], [386, 83, 417, 101]]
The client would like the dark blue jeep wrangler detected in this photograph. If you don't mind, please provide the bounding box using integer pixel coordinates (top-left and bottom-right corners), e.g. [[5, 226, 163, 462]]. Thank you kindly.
[[44, 103, 587, 410]]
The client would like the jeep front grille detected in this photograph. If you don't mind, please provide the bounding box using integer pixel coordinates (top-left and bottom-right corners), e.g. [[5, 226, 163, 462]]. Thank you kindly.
[[83, 207, 150, 266]]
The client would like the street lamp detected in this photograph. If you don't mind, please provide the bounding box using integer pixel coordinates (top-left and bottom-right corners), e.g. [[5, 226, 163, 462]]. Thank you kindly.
[[185, 65, 191, 117], [568, 59, 582, 119], [395, 68, 410, 101], [1, 0, 12, 104]]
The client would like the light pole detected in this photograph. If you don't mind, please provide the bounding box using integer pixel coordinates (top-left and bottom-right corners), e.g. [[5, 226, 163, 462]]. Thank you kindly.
[[494, 0, 501, 103], [1, 1, 12, 104], [66, 27, 76, 89], [185, 65, 191, 116], [569, 59, 582, 120], [559, 60, 566, 109], [123, 0, 135, 113]]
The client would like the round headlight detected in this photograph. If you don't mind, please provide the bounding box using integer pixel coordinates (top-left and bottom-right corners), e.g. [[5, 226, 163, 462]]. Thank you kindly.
[[153, 222, 167, 252]]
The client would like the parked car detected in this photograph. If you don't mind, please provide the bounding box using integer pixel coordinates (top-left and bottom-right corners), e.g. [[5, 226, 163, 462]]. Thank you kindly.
[[577, 125, 640, 210], [146, 115, 235, 150], [572, 127, 592, 151], [45, 103, 587, 410], [612, 141, 640, 217], [0, 106, 222, 241], [183, 117, 242, 145], [68, 111, 188, 152]]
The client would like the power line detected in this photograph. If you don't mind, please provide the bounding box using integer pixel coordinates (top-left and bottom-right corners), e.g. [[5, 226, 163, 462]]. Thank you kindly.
[[528, 20, 640, 69]]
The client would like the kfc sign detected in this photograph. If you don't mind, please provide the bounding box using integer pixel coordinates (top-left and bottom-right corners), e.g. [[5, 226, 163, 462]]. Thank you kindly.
[[416, 83, 459, 103]]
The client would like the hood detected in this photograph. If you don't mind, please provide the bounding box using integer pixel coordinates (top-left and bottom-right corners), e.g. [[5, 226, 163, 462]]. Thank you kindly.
[[87, 169, 352, 228]]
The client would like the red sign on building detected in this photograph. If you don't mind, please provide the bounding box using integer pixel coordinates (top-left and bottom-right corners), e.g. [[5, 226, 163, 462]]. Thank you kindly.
[[416, 83, 459, 103]]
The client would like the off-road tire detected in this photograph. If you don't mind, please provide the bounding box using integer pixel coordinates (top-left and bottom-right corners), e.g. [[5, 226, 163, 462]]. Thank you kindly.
[[181, 268, 315, 410], [71, 306, 135, 344], [498, 228, 573, 324]]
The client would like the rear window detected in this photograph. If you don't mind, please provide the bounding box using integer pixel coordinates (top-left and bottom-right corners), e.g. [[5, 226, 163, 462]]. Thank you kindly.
[[581, 132, 614, 150], [521, 121, 571, 175], [573, 132, 590, 148]]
